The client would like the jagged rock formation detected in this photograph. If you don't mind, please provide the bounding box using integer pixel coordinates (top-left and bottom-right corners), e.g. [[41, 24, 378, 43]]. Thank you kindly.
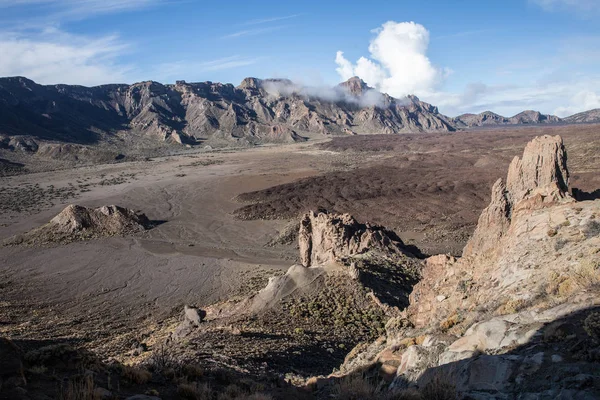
[[0, 76, 454, 151], [454, 110, 562, 127], [298, 211, 413, 267], [168, 211, 421, 376], [464, 135, 572, 256], [564, 108, 600, 124], [4, 204, 152, 245], [334, 135, 600, 399]]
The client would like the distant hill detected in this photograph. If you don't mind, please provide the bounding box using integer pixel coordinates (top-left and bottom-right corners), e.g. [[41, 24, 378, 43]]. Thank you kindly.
[[563, 108, 600, 124], [454, 110, 562, 127]]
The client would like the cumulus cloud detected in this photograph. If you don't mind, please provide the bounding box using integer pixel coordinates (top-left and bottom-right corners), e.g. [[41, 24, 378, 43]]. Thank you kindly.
[[334, 21, 445, 98], [0, 29, 132, 85]]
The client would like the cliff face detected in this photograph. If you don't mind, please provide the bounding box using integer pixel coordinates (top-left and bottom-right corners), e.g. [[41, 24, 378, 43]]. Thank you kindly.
[[464, 135, 571, 256], [0, 76, 455, 148], [337, 135, 600, 399]]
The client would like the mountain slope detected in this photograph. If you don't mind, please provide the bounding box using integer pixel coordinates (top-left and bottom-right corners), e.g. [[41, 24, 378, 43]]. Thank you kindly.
[[564, 108, 600, 123], [454, 109, 562, 127], [0, 76, 455, 149]]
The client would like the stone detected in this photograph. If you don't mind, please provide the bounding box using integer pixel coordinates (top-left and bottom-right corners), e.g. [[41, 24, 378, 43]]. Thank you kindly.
[[298, 211, 415, 267], [184, 305, 205, 327], [464, 135, 571, 257], [551, 354, 563, 363]]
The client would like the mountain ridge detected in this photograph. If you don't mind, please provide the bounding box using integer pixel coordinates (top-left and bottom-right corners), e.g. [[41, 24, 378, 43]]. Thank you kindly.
[[0, 75, 594, 151]]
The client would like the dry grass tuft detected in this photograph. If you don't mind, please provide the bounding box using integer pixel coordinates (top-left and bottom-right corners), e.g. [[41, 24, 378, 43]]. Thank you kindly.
[[57, 374, 97, 400], [121, 365, 152, 384], [177, 382, 212, 399], [334, 374, 376, 400]]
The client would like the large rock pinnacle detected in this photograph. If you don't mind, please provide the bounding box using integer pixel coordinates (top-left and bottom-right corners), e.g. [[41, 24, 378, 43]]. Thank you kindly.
[[298, 211, 413, 267], [464, 135, 571, 257]]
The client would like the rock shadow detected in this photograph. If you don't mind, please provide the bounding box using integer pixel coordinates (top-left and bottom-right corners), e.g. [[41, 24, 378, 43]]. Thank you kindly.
[[388, 305, 600, 398], [573, 187, 600, 201]]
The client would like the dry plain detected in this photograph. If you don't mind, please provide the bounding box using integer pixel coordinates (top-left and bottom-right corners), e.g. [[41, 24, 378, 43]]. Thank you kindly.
[[1, 123, 600, 364]]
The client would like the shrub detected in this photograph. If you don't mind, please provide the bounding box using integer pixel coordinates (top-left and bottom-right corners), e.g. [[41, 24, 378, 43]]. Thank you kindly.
[[439, 313, 461, 332], [57, 375, 96, 400], [420, 377, 458, 400], [584, 312, 600, 340], [182, 363, 205, 380], [121, 365, 152, 384], [148, 344, 179, 373], [334, 374, 376, 400], [177, 382, 212, 399]]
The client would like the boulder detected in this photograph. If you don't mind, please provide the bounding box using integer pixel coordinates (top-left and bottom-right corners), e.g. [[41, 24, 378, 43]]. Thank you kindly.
[[298, 211, 413, 267]]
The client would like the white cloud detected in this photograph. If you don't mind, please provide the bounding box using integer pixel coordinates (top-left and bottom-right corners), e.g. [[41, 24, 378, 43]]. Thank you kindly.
[[334, 21, 445, 98], [0, 29, 132, 85], [241, 13, 302, 26], [554, 90, 600, 116], [532, 0, 600, 12], [0, 0, 160, 19], [155, 56, 262, 80], [222, 26, 285, 39]]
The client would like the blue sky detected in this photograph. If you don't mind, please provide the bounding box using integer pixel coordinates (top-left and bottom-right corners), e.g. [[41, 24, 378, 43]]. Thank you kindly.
[[0, 0, 599, 117]]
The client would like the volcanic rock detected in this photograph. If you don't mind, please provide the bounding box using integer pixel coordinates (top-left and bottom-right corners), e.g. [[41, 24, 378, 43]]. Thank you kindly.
[[5, 204, 152, 245], [298, 211, 414, 267], [464, 134, 571, 257], [336, 135, 600, 399]]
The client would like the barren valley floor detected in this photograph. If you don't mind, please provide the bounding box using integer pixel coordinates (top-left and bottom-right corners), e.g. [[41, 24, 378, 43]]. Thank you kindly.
[[1, 124, 600, 366]]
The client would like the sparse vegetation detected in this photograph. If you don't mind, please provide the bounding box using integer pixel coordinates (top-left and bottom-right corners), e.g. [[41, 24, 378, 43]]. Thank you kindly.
[[584, 312, 600, 340], [57, 375, 96, 400], [121, 365, 152, 384]]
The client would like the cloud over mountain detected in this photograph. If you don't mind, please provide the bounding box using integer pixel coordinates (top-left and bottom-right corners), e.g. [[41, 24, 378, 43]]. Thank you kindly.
[[335, 21, 446, 98]]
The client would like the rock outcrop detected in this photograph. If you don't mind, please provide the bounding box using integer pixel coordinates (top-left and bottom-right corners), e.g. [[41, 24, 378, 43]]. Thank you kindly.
[[464, 135, 572, 257], [5, 204, 152, 245], [335, 135, 600, 399], [298, 211, 414, 267]]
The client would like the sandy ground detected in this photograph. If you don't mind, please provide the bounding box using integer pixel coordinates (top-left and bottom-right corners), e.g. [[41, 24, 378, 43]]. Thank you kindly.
[[1, 124, 599, 357], [0, 140, 382, 353]]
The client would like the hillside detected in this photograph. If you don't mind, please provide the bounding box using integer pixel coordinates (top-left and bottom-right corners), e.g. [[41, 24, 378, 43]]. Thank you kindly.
[[564, 108, 600, 124], [0, 76, 454, 149], [454, 109, 562, 127]]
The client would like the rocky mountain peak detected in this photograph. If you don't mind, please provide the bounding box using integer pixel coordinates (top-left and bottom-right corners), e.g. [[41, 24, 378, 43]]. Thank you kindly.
[[464, 134, 571, 256], [237, 77, 262, 90], [338, 76, 371, 96]]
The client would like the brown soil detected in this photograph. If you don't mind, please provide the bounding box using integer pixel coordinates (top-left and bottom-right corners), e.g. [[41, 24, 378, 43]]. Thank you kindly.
[[235, 125, 600, 255]]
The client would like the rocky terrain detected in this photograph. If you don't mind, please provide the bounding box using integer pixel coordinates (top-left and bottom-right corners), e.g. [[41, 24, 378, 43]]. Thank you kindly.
[[4, 204, 153, 246], [3, 75, 597, 177], [1, 125, 599, 399], [332, 135, 600, 398]]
